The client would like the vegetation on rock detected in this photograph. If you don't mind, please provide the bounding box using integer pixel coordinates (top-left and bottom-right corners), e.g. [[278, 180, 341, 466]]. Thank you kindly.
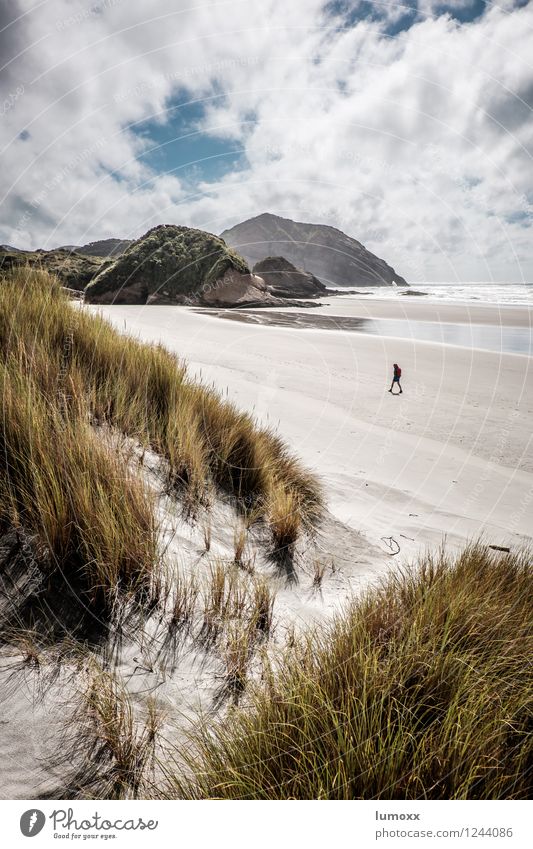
[[0, 247, 106, 290], [84, 224, 251, 304]]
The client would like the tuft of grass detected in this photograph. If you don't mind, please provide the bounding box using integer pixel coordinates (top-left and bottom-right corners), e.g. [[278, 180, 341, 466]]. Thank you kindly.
[[312, 558, 327, 590], [0, 358, 158, 627], [233, 521, 247, 567], [200, 562, 247, 645], [196, 561, 276, 650], [169, 572, 199, 632], [67, 663, 165, 799], [249, 578, 276, 638], [268, 485, 303, 562], [1, 268, 322, 557], [232, 520, 255, 573], [165, 545, 533, 800], [218, 622, 255, 705]]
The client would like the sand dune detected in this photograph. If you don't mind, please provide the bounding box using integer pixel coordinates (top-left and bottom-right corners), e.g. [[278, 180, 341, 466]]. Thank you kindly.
[[2, 294, 530, 799], [94, 297, 533, 562]]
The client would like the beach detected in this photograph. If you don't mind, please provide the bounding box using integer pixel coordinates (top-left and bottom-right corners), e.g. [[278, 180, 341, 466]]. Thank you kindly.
[[2, 292, 531, 799], [95, 296, 533, 562]]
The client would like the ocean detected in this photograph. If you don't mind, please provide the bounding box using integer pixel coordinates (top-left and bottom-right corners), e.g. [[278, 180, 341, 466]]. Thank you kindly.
[[352, 281, 533, 307], [324, 283, 533, 354], [225, 282, 533, 356], [359, 318, 533, 356]]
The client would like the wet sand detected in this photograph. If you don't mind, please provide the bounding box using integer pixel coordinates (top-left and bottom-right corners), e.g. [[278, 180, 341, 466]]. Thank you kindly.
[[195, 305, 533, 356], [95, 299, 533, 561], [197, 295, 533, 329]]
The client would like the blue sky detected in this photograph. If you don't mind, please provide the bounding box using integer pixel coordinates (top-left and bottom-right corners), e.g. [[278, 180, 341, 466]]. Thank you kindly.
[[131, 1, 492, 184], [1, 0, 532, 281], [132, 96, 246, 185]]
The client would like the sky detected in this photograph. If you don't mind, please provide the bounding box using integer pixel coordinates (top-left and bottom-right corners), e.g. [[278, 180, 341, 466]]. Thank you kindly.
[[0, 0, 532, 282]]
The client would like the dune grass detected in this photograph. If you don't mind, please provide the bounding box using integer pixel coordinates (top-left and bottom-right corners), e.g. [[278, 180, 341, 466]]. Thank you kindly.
[[61, 661, 165, 799], [0, 354, 158, 628], [1, 267, 322, 560], [2, 268, 530, 802], [165, 545, 532, 799]]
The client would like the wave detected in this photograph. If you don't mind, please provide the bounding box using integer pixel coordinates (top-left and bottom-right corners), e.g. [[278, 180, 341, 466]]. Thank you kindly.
[[338, 282, 533, 306]]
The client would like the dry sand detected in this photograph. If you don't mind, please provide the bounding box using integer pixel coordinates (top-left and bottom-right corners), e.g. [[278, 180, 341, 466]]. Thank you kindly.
[[96, 297, 533, 560], [2, 295, 531, 799]]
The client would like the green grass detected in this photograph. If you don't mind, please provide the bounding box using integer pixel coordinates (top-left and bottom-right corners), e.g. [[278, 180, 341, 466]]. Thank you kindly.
[[1, 267, 322, 556], [0, 349, 158, 627], [5, 267, 528, 802], [165, 545, 532, 799]]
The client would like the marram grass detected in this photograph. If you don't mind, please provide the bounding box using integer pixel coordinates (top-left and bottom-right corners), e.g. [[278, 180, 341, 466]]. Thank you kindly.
[[0, 351, 158, 622], [0, 267, 322, 553], [162, 545, 532, 800], [4, 268, 528, 802]]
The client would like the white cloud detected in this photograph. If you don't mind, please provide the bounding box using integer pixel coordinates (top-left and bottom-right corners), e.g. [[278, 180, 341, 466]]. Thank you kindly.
[[0, 0, 532, 280]]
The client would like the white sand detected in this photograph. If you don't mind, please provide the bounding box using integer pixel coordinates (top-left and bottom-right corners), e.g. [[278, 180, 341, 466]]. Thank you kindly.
[[2, 296, 531, 799], [95, 298, 533, 560]]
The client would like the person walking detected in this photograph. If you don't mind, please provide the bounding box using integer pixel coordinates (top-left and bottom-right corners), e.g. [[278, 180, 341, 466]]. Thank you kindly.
[[389, 363, 403, 394]]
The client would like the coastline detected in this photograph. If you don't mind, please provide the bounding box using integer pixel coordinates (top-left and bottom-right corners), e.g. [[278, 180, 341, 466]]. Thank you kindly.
[[94, 299, 533, 564], [261, 294, 533, 328]]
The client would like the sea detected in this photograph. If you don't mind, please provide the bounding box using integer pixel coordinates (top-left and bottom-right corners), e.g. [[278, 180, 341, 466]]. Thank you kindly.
[[323, 282, 533, 356], [352, 281, 533, 307]]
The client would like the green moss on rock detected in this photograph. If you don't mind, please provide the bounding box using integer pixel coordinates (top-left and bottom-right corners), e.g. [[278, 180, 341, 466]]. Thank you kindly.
[[84, 224, 250, 304], [0, 248, 106, 291]]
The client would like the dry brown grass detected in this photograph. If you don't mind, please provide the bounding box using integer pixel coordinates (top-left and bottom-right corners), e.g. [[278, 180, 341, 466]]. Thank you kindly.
[[164, 545, 533, 800], [219, 621, 256, 704], [312, 558, 327, 590], [1, 267, 322, 558], [0, 266, 323, 635], [65, 662, 165, 799], [0, 358, 158, 626], [169, 572, 199, 632]]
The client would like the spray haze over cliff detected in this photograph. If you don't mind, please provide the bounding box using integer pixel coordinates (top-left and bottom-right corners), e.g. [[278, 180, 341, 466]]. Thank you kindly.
[[221, 213, 408, 288]]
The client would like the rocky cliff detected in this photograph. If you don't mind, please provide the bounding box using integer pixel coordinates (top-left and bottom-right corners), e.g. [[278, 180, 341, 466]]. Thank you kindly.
[[0, 247, 106, 290], [221, 213, 408, 287], [84, 224, 281, 306], [253, 256, 327, 299]]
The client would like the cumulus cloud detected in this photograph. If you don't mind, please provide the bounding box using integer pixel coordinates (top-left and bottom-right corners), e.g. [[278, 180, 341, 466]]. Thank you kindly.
[[0, 0, 531, 280]]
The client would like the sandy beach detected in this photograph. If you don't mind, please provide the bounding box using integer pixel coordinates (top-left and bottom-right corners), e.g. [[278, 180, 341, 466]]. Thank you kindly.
[[95, 297, 533, 562], [280, 295, 533, 327], [4, 293, 530, 800], [3, 0, 533, 808]]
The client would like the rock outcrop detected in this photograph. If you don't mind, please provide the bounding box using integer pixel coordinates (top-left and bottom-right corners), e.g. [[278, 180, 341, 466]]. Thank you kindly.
[[71, 238, 133, 258], [253, 256, 327, 299], [84, 224, 268, 305], [0, 247, 107, 290], [200, 267, 282, 307], [221, 213, 408, 287]]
